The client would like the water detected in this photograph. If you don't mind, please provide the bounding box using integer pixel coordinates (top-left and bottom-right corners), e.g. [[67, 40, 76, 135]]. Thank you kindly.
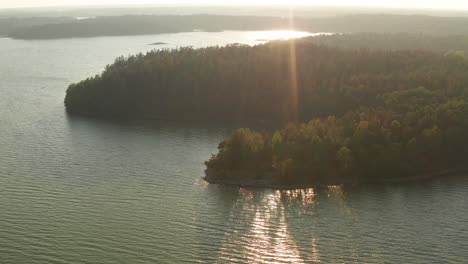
[[1, 31, 467, 263]]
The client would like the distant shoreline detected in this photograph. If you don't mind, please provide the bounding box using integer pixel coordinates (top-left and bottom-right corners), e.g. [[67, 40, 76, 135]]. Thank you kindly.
[[8, 14, 468, 40]]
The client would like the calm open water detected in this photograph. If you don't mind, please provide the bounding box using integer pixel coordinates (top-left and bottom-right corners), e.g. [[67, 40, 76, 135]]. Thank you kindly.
[[0, 31, 467, 263]]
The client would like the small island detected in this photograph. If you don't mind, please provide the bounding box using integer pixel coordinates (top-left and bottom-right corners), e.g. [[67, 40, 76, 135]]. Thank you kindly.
[[149, 42, 168, 45]]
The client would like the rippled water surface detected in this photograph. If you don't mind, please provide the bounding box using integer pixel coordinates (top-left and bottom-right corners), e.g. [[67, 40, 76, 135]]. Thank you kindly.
[[1, 31, 468, 263]]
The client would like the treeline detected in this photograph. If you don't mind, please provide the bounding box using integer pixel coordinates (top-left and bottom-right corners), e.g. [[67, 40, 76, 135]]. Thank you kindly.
[[206, 90, 468, 185], [0, 17, 73, 37], [65, 39, 468, 124], [9, 15, 291, 39], [10, 14, 468, 39], [306, 33, 468, 56]]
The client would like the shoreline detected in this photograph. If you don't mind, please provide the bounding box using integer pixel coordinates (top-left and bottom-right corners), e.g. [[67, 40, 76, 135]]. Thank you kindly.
[[204, 168, 468, 190]]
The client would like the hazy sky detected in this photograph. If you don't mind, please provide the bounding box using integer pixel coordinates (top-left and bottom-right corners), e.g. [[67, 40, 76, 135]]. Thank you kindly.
[[1, 0, 468, 10]]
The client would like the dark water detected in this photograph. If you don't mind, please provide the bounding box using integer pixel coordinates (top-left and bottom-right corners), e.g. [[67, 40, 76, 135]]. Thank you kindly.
[[0, 32, 467, 263]]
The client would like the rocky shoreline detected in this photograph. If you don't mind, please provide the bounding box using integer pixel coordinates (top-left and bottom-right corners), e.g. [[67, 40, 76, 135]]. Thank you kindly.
[[204, 168, 468, 189], [204, 168, 350, 189]]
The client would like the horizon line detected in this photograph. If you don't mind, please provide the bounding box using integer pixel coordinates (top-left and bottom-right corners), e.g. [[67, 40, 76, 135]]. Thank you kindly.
[[1, 4, 468, 12]]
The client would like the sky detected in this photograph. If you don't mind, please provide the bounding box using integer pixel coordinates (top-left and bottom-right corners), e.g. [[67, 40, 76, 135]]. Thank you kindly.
[[1, 0, 468, 10]]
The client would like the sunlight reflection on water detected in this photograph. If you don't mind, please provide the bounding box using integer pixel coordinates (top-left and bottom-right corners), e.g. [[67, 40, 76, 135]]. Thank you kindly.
[[217, 188, 327, 263], [248, 30, 326, 42]]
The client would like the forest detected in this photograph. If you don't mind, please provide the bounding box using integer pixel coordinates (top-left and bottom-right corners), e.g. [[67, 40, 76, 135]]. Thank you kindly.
[[9, 14, 468, 39], [205, 93, 468, 186], [0, 17, 73, 36], [65, 37, 468, 122], [8, 15, 288, 39], [306, 33, 468, 56]]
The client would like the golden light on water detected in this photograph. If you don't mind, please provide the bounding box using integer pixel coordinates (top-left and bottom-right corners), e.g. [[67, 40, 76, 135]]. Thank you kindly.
[[282, 189, 318, 207], [219, 191, 305, 263], [217, 188, 324, 263]]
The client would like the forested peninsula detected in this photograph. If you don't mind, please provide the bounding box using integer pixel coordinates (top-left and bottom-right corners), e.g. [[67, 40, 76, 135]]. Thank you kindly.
[[65, 36, 468, 187], [9, 14, 468, 39], [65, 36, 468, 121]]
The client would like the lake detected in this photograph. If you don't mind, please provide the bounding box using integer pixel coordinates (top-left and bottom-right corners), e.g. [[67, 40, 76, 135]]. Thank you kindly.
[[0, 31, 467, 263]]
